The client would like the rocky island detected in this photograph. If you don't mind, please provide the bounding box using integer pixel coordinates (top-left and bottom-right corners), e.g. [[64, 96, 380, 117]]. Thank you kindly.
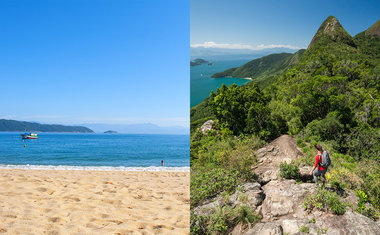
[[190, 58, 210, 66], [104, 130, 118, 134]]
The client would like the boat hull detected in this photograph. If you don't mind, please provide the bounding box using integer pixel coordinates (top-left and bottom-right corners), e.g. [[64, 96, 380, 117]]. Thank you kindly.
[[22, 136, 39, 139], [21, 133, 39, 139]]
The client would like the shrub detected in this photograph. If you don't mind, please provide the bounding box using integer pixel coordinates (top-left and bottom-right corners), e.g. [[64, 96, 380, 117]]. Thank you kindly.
[[190, 212, 208, 235], [300, 224, 309, 233], [279, 161, 300, 180], [208, 206, 234, 234], [234, 205, 259, 230], [326, 168, 362, 190], [356, 160, 380, 210], [190, 205, 259, 235], [296, 137, 307, 147], [303, 188, 346, 215], [191, 167, 242, 207], [304, 113, 344, 141], [356, 190, 379, 220], [316, 227, 328, 234], [225, 143, 257, 180]]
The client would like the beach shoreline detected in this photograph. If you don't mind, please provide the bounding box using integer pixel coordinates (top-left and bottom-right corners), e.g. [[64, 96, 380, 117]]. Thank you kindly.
[[0, 165, 190, 172], [0, 169, 190, 234]]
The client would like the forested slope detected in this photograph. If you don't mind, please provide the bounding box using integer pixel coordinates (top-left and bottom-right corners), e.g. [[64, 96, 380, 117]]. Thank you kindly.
[[190, 16, 380, 234]]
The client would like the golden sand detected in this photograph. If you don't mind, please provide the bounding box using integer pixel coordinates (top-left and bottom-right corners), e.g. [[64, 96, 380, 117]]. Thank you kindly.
[[0, 169, 189, 234]]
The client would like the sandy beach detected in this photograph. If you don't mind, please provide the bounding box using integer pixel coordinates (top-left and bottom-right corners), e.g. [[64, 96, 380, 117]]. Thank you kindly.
[[0, 169, 189, 234]]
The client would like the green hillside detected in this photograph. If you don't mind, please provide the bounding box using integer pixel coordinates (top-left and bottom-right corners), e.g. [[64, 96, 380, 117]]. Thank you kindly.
[[0, 119, 94, 133], [211, 52, 297, 79], [353, 20, 380, 61], [191, 16, 380, 233]]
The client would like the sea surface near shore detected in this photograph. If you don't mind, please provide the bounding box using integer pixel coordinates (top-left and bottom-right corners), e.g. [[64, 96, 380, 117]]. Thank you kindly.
[[0, 132, 189, 169], [0, 169, 190, 234]]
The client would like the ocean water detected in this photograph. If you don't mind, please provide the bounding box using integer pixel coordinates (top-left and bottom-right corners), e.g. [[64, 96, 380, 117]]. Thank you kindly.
[[0, 132, 189, 171], [190, 60, 251, 107]]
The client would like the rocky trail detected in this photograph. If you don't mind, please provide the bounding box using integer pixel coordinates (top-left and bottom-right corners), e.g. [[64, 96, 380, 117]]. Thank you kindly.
[[194, 135, 380, 235]]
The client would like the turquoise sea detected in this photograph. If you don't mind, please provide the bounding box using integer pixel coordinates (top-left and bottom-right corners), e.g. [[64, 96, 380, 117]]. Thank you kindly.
[[0, 132, 189, 171], [190, 60, 251, 107]]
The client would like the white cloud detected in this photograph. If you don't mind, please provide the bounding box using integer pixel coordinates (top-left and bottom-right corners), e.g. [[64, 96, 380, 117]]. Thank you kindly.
[[190, 41, 302, 50]]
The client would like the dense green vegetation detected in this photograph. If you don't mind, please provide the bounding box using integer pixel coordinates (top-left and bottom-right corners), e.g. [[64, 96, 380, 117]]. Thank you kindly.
[[303, 188, 347, 215], [0, 119, 94, 133], [211, 52, 301, 85], [191, 204, 259, 234], [191, 16, 380, 233], [279, 161, 301, 181]]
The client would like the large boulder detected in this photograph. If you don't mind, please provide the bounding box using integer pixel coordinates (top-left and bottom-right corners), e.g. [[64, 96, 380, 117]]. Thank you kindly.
[[193, 195, 226, 216], [229, 182, 264, 209], [194, 182, 264, 217], [243, 212, 380, 235], [299, 166, 313, 182], [199, 120, 215, 135], [261, 180, 316, 221], [321, 211, 380, 235]]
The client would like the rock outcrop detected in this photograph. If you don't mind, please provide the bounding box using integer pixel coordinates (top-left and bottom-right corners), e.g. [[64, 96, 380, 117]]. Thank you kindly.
[[261, 180, 316, 221], [194, 182, 264, 217], [243, 210, 380, 235], [253, 135, 303, 183], [193, 134, 380, 234], [199, 120, 215, 135]]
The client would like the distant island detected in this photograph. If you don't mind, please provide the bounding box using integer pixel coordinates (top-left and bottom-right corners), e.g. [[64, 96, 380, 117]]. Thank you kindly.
[[190, 58, 211, 66], [0, 119, 94, 133], [104, 130, 118, 134]]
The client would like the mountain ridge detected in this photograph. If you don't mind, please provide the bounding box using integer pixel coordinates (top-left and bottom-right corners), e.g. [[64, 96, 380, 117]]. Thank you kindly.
[[308, 15, 355, 48], [0, 119, 94, 133]]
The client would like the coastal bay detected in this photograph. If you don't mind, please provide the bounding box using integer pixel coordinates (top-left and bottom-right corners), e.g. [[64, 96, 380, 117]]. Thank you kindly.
[[190, 60, 251, 107]]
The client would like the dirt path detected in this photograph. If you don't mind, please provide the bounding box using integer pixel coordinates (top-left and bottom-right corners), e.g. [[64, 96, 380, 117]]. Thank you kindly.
[[253, 135, 304, 182]]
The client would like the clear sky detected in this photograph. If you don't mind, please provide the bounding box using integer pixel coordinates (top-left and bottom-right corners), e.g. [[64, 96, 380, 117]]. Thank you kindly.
[[191, 0, 380, 50], [0, 0, 189, 127]]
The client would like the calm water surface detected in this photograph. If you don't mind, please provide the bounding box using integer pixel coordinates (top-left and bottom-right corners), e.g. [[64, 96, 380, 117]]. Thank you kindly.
[[0, 132, 189, 170], [191, 60, 251, 107]]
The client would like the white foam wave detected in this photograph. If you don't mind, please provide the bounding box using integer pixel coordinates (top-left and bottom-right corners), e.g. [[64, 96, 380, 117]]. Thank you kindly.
[[0, 164, 190, 172]]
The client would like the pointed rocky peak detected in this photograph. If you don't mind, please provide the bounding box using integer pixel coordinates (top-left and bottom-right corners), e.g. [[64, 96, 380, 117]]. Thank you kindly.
[[308, 16, 355, 48], [365, 19, 380, 36]]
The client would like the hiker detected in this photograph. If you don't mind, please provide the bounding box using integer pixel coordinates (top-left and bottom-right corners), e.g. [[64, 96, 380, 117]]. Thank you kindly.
[[309, 144, 331, 187]]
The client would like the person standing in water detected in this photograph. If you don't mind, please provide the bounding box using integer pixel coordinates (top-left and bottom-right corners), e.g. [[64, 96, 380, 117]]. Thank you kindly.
[[161, 160, 164, 166]]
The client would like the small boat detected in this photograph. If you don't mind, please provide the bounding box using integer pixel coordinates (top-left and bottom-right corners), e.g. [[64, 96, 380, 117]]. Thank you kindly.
[[21, 132, 39, 139]]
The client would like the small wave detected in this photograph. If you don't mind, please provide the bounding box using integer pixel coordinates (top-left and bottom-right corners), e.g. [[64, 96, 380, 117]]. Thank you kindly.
[[0, 164, 190, 172]]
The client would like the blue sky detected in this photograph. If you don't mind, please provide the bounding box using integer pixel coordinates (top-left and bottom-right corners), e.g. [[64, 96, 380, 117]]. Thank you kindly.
[[0, 0, 189, 127], [191, 0, 380, 50]]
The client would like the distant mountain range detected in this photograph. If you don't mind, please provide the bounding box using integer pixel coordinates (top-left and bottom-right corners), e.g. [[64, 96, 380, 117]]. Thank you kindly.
[[0, 119, 94, 133], [82, 123, 189, 135], [190, 47, 299, 61], [0, 119, 189, 134]]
